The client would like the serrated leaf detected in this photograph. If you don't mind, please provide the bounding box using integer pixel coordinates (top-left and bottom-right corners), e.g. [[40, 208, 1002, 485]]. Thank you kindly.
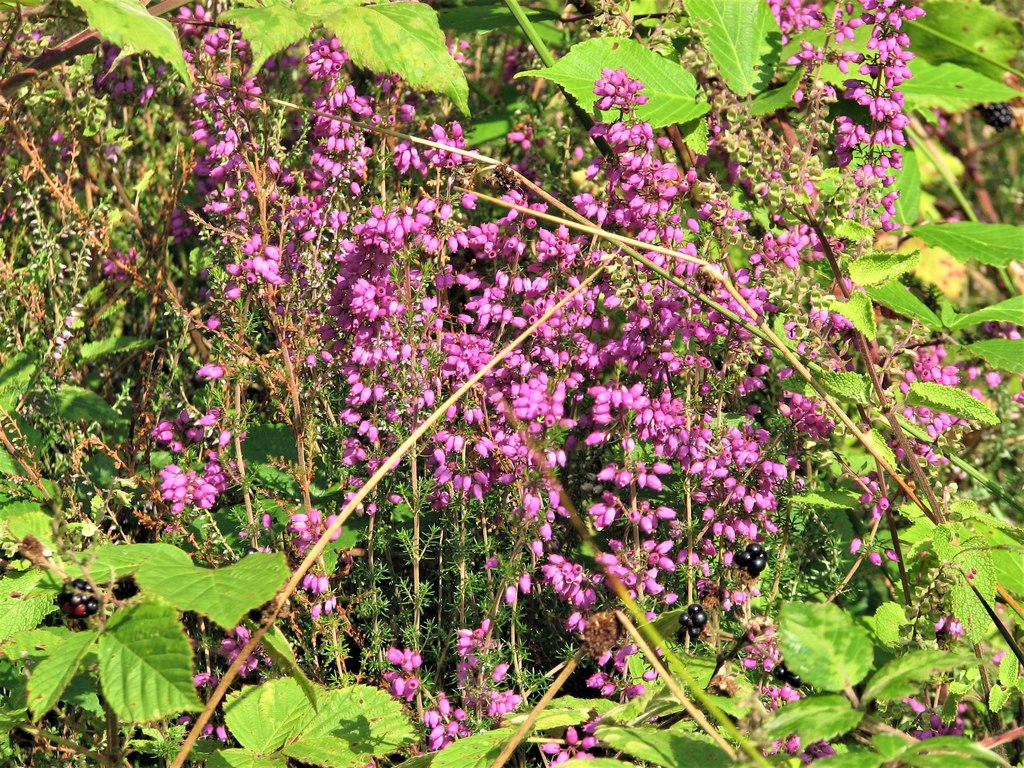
[[438, 1, 561, 36], [831, 292, 876, 340], [865, 281, 942, 331], [517, 37, 709, 128], [764, 694, 863, 743], [208, 750, 289, 768], [324, 2, 469, 115], [595, 725, 731, 768], [903, 61, 1020, 112], [98, 599, 201, 722], [910, 223, 1024, 268], [778, 602, 874, 691], [284, 684, 416, 767], [505, 695, 613, 731], [997, 653, 1018, 689], [862, 650, 969, 704], [426, 728, 514, 768], [57, 386, 120, 425], [27, 630, 97, 720], [966, 339, 1024, 373], [65, 0, 189, 85], [685, 0, 781, 96], [136, 552, 289, 630], [0, 591, 57, 644], [75, 542, 192, 583], [849, 250, 920, 286], [863, 429, 899, 474], [80, 337, 152, 360], [989, 684, 1010, 712], [222, 1, 318, 75], [816, 370, 872, 404], [225, 677, 310, 753], [906, 382, 999, 426], [563, 760, 638, 768], [791, 490, 861, 511], [261, 625, 318, 707], [833, 220, 875, 241], [950, 296, 1024, 331]]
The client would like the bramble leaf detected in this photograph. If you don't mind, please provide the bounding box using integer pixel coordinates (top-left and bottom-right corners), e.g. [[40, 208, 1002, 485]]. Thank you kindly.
[[862, 650, 970, 704], [136, 552, 289, 630], [764, 694, 863, 743], [65, 0, 189, 85], [778, 602, 874, 691], [949, 296, 1024, 331], [903, 61, 1020, 112], [849, 250, 920, 286], [966, 339, 1024, 373], [865, 281, 942, 331], [595, 725, 731, 768], [27, 630, 97, 720], [518, 37, 709, 129], [225, 677, 310, 754], [98, 599, 201, 722]]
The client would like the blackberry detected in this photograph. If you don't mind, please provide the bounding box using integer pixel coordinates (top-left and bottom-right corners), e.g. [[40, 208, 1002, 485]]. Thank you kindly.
[[57, 578, 100, 618], [687, 603, 708, 629], [733, 542, 769, 577], [980, 102, 1013, 132], [112, 575, 139, 600], [771, 662, 801, 688], [734, 550, 752, 569], [748, 554, 768, 576]]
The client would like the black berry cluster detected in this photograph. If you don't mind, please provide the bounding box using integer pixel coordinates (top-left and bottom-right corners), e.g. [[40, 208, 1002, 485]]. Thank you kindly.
[[980, 102, 1013, 131], [733, 543, 767, 577], [772, 662, 801, 688], [112, 575, 139, 600], [57, 579, 99, 618], [678, 603, 708, 640]]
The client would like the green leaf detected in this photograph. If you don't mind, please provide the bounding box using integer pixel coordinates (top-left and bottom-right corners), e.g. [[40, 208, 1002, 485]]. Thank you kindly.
[[0, 351, 36, 410], [136, 552, 289, 630], [284, 684, 416, 767], [748, 74, 801, 117], [505, 695, 614, 731], [27, 630, 97, 720], [862, 650, 969, 704], [909, 223, 1024, 268], [893, 149, 920, 225], [803, 370, 872, 405], [932, 526, 997, 643], [261, 626, 318, 707], [562, 761, 637, 768], [814, 752, 885, 768], [595, 725, 731, 768], [439, 1, 561, 36], [325, 2, 469, 115], [830, 292, 876, 339], [222, 1, 317, 75], [833, 220, 875, 242], [764, 694, 864, 743], [966, 339, 1024, 373], [893, 736, 1007, 767], [426, 728, 514, 768], [868, 602, 907, 647], [906, 382, 999, 426], [80, 337, 152, 360], [74, 542, 192, 583], [848, 250, 920, 286], [65, 0, 189, 85], [863, 429, 899, 474], [57, 386, 120, 425], [208, 750, 289, 768], [791, 489, 861, 511], [0, 590, 57, 645], [225, 677, 310, 754], [949, 296, 1024, 331], [865, 281, 942, 331], [98, 599, 201, 722], [778, 602, 874, 691], [902, 61, 1020, 112], [517, 37, 709, 129], [912, 0, 1023, 81], [685, 0, 781, 96]]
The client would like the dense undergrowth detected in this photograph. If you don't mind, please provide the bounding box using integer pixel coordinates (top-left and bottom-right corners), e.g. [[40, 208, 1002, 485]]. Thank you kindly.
[[0, 0, 1023, 766]]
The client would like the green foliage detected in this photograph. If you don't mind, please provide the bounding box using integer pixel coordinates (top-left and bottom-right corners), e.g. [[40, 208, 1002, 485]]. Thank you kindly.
[[595, 725, 731, 767], [848, 250, 920, 286], [902, 61, 1020, 112], [905, 382, 999, 426], [912, 0, 1023, 80], [967, 339, 1024, 373], [135, 551, 290, 629], [685, 0, 780, 96], [909, 223, 1024, 269], [98, 599, 202, 722], [778, 602, 874, 691], [865, 281, 942, 331], [830, 292, 877, 340], [947, 296, 1024, 331], [763, 694, 863, 743], [65, 0, 190, 84], [519, 37, 709, 129], [862, 650, 970, 705], [26, 629, 97, 720]]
